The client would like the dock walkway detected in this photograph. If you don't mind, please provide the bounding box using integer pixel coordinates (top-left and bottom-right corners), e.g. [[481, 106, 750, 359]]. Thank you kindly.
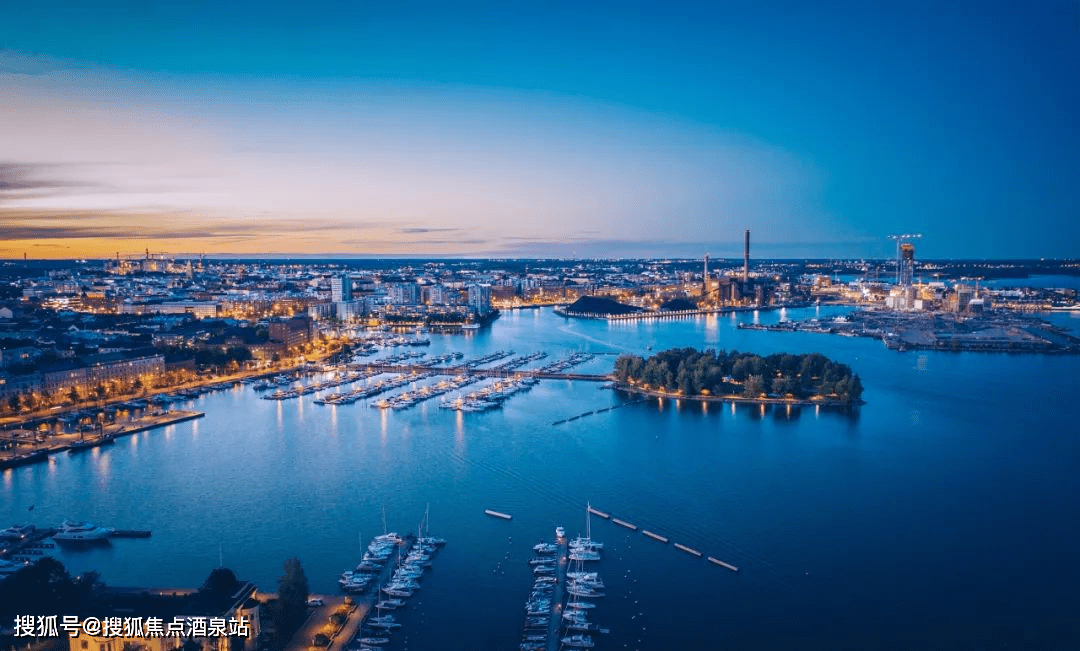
[[546, 537, 569, 651]]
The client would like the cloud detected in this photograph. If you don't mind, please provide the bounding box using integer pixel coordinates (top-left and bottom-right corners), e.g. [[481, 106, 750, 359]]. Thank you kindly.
[[0, 162, 95, 198], [398, 227, 463, 234]]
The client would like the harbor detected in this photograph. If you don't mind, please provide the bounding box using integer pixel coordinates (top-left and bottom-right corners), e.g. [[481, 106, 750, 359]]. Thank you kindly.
[[1, 409, 204, 470], [3, 304, 1074, 648]]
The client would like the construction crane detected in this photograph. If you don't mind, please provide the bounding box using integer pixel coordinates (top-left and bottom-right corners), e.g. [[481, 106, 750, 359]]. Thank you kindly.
[[887, 233, 922, 286]]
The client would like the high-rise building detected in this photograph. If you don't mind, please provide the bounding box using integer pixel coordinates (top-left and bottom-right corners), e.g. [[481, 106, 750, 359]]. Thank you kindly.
[[468, 284, 492, 316], [899, 243, 915, 288], [330, 275, 352, 303], [390, 283, 420, 305], [427, 284, 451, 306]]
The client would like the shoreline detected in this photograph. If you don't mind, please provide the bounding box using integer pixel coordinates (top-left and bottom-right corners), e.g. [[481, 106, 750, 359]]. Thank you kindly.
[[612, 384, 862, 408], [0, 410, 204, 471]]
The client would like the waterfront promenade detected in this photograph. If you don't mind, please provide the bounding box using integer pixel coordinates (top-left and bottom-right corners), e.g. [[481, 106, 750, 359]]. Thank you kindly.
[[283, 595, 368, 651], [0, 409, 204, 470]]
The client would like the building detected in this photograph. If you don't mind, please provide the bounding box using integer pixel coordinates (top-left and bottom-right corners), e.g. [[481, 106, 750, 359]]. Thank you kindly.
[[389, 283, 420, 305], [330, 275, 352, 303], [427, 284, 451, 306], [307, 302, 334, 321], [119, 302, 219, 319], [467, 284, 492, 316], [68, 569, 261, 651], [35, 351, 166, 397], [268, 316, 312, 348], [899, 243, 915, 288], [335, 300, 366, 321]]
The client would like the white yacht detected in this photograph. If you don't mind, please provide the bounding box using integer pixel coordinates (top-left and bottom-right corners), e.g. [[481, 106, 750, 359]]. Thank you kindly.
[[555, 526, 566, 539], [53, 521, 114, 542]]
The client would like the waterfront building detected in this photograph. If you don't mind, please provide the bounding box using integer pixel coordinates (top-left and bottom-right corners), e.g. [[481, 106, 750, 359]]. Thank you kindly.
[[68, 569, 261, 651], [468, 283, 492, 316]]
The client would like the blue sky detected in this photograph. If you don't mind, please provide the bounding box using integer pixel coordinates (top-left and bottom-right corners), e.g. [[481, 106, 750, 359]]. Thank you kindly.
[[1, 1, 1077, 258]]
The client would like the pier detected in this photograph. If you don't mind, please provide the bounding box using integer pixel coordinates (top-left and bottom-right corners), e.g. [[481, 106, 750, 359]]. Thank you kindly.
[[554, 305, 774, 322], [0, 528, 57, 561], [545, 537, 570, 651], [111, 529, 152, 538]]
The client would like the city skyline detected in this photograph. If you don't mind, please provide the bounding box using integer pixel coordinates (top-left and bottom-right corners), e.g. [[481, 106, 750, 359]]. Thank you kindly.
[[2, 1, 1079, 260]]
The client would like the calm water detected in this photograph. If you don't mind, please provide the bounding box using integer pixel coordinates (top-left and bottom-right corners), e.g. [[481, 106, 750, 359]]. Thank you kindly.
[[4, 306, 1080, 650]]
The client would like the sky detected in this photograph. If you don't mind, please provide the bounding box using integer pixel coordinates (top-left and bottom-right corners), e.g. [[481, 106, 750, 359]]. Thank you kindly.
[[1, 0, 1078, 260]]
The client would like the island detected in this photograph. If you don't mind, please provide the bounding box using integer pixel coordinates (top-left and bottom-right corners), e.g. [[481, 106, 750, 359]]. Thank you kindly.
[[555, 295, 644, 317], [613, 348, 864, 405]]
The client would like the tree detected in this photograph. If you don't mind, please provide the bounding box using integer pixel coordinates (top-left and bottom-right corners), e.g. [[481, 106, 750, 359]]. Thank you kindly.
[[743, 375, 764, 398], [69, 387, 80, 403], [8, 393, 20, 413], [272, 557, 309, 650], [0, 557, 99, 619]]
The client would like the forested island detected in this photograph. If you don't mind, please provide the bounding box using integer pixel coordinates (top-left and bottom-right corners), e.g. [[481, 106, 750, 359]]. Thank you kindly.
[[613, 348, 864, 404]]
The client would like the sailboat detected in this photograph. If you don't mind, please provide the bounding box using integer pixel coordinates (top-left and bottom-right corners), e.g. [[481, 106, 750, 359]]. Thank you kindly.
[[418, 502, 446, 547], [569, 502, 604, 552]]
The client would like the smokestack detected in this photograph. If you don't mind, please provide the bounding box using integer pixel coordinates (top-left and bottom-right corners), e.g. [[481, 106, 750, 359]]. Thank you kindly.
[[703, 254, 710, 296], [743, 229, 750, 281]]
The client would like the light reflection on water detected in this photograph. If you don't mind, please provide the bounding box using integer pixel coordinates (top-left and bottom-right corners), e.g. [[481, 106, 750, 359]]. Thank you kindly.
[[0, 306, 1077, 649]]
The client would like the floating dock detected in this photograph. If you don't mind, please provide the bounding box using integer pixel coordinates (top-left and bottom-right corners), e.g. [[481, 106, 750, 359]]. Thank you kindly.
[[484, 509, 513, 520], [111, 530, 152, 538], [674, 543, 702, 557], [642, 530, 669, 543], [707, 557, 740, 572], [588, 503, 743, 573]]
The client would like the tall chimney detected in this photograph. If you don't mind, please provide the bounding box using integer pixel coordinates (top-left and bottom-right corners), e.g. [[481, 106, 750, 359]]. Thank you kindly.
[[703, 254, 710, 296], [743, 229, 750, 281]]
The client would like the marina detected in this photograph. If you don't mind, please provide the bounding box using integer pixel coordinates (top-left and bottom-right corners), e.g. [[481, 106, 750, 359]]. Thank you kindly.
[[518, 509, 609, 651], [334, 507, 447, 648]]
